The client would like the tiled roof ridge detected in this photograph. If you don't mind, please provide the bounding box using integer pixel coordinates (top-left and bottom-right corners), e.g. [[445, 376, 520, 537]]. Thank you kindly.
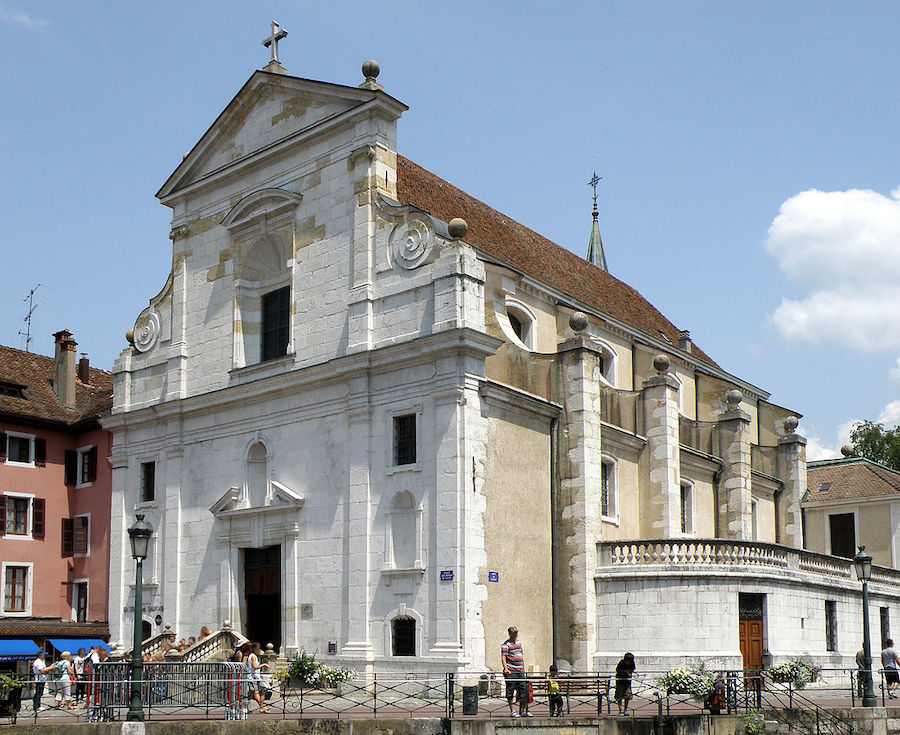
[[0, 343, 113, 427], [808, 455, 900, 476], [394, 155, 718, 368]]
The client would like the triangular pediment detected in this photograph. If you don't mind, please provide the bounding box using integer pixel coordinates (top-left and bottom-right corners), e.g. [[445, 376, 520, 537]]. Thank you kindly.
[[209, 481, 304, 518], [158, 71, 407, 201]]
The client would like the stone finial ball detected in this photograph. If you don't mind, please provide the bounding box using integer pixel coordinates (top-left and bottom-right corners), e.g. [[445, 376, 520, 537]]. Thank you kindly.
[[447, 217, 468, 239], [652, 354, 670, 374], [841, 444, 855, 457], [725, 389, 743, 407], [362, 59, 380, 80], [125, 329, 135, 345], [783, 415, 799, 434], [569, 311, 588, 333]]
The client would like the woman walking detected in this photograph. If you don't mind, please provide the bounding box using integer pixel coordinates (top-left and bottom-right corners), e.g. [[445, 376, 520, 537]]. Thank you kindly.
[[615, 653, 636, 716], [52, 652, 75, 709], [245, 642, 270, 713]]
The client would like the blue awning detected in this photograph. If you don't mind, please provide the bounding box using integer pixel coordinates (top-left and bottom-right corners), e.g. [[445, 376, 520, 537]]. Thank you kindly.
[[48, 638, 109, 654], [0, 639, 40, 661]]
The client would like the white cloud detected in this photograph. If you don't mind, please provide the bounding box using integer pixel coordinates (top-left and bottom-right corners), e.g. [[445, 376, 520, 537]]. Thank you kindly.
[[877, 400, 900, 427], [805, 433, 841, 461], [0, 4, 48, 28], [765, 187, 900, 350]]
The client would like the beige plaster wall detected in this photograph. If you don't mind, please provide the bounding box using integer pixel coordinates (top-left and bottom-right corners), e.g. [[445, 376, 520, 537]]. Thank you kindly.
[[481, 411, 553, 672], [673, 364, 697, 420], [804, 508, 827, 554], [600, 454, 642, 539], [860, 503, 893, 566], [753, 494, 777, 543], [689, 476, 716, 537]]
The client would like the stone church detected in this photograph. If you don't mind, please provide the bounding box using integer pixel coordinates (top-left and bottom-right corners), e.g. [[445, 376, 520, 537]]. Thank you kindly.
[[105, 33, 900, 674]]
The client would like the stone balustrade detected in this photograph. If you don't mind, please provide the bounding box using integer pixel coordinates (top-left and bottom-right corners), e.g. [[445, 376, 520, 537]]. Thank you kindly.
[[599, 539, 900, 586]]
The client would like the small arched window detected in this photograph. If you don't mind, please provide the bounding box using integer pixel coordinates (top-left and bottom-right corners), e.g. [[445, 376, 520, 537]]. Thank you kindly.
[[503, 300, 537, 350], [590, 338, 617, 387], [391, 616, 416, 656], [247, 442, 268, 507]]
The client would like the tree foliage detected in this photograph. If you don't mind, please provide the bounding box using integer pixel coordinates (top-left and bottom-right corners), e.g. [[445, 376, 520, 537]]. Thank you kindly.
[[850, 421, 900, 471]]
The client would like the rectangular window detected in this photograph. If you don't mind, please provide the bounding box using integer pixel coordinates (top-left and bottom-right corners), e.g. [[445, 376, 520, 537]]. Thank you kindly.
[[825, 600, 838, 651], [260, 286, 290, 362], [751, 499, 759, 541], [140, 462, 156, 503], [3, 566, 27, 613], [5, 497, 28, 535], [73, 582, 88, 623], [5, 434, 33, 464], [600, 460, 616, 519], [76, 446, 97, 486], [882, 607, 891, 646], [828, 513, 856, 558], [680, 482, 693, 534], [393, 414, 417, 466]]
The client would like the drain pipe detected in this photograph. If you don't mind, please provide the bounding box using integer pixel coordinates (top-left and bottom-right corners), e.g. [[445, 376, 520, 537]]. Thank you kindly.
[[549, 414, 559, 666]]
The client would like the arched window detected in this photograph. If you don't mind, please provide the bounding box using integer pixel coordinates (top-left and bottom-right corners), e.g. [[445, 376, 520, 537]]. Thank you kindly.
[[247, 442, 268, 507], [391, 616, 416, 656], [590, 339, 617, 387], [389, 492, 417, 569], [600, 456, 617, 520]]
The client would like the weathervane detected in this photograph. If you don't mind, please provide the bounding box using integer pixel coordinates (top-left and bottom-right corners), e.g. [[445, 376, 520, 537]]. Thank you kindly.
[[262, 21, 288, 72], [588, 171, 602, 216]]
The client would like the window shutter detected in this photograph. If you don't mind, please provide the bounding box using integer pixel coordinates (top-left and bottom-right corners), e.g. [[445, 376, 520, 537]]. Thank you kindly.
[[0, 496, 5, 537], [0, 432, 6, 462], [32, 498, 45, 540], [87, 446, 98, 482], [34, 438, 46, 467], [61, 518, 74, 557], [74, 517, 88, 555], [64, 450, 77, 485]]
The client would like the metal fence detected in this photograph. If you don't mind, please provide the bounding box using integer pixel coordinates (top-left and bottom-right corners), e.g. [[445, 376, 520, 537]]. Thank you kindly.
[[1, 664, 880, 729]]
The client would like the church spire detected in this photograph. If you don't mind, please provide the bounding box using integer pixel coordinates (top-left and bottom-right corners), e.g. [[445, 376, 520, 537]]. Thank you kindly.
[[586, 171, 607, 271]]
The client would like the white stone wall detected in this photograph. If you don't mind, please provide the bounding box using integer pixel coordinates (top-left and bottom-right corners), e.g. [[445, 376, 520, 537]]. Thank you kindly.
[[594, 567, 900, 673]]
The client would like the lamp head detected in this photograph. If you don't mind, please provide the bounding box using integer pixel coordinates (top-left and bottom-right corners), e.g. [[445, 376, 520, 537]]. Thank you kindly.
[[853, 545, 873, 582], [128, 514, 153, 561]]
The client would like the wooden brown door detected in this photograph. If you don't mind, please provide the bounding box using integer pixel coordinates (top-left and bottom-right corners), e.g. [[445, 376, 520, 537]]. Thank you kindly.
[[739, 619, 764, 670]]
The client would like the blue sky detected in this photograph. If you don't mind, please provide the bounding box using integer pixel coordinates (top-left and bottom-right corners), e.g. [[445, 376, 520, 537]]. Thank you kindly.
[[1, 1, 898, 457]]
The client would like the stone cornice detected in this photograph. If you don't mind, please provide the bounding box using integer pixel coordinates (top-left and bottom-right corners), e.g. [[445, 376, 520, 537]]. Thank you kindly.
[[479, 380, 561, 420]]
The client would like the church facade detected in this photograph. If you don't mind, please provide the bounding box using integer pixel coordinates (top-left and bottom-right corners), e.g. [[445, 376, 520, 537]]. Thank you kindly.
[[104, 50, 900, 674]]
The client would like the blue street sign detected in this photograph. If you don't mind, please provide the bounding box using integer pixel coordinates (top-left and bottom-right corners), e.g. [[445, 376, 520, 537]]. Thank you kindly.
[[488, 571, 499, 583], [440, 570, 454, 581]]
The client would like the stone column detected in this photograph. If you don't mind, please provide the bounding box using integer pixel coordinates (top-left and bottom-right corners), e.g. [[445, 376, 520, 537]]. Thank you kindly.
[[718, 390, 752, 540], [553, 313, 604, 671], [777, 415, 806, 548], [641, 355, 682, 537]]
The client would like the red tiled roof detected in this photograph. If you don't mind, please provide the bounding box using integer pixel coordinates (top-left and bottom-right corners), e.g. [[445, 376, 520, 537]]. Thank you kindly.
[[0, 344, 112, 428], [396, 156, 717, 367], [806, 459, 900, 502]]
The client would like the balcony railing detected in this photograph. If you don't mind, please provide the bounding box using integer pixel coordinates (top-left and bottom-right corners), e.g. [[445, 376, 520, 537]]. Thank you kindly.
[[600, 387, 642, 435], [678, 416, 721, 457], [598, 539, 900, 585]]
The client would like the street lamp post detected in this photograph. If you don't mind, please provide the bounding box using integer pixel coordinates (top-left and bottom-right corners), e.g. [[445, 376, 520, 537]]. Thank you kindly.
[[126, 514, 153, 722], [853, 545, 877, 707]]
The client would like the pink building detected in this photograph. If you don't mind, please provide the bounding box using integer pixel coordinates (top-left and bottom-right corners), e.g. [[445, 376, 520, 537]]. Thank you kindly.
[[0, 331, 113, 668]]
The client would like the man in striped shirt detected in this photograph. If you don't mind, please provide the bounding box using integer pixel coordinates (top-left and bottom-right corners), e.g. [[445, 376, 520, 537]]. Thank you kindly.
[[501, 626, 531, 717]]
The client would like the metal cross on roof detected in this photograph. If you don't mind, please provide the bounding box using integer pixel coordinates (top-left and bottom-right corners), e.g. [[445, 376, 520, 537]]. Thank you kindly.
[[588, 171, 602, 211], [263, 21, 288, 65]]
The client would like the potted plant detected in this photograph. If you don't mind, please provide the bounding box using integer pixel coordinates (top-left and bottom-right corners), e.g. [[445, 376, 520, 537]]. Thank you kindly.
[[0, 674, 24, 722], [658, 666, 716, 701], [765, 661, 821, 689], [285, 652, 355, 692]]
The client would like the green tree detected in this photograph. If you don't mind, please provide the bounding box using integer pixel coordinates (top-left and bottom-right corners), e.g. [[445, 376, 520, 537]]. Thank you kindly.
[[850, 421, 900, 471]]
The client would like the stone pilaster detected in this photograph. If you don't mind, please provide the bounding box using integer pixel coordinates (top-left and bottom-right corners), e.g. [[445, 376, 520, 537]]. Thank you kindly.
[[641, 355, 682, 537], [554, 322, 604, 671], [717, 390, 752, 540], [341, 377, 374, 663], [777, 415, 807, 548]]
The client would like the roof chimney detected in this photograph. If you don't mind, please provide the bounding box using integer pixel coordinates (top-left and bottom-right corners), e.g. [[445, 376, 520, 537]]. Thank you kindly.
[[52, 330, 77, 410], [678, 330, 692, 353], [78, 354, 90, 384]]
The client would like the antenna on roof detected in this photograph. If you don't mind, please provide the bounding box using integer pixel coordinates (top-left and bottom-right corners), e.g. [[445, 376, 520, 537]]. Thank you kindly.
[[18, 284, 41, 352]]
